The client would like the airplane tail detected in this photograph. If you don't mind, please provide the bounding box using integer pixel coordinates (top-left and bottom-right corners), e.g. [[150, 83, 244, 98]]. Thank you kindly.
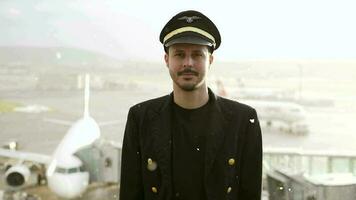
[[83, 74, 90, 118], [44, 73, 119, 126]]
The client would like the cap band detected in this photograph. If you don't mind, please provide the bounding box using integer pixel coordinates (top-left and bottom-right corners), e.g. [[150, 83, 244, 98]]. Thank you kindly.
[[163, 26, 216, 45]]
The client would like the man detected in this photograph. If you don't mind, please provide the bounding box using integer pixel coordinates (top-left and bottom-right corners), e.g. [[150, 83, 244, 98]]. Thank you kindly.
[[120, 10, 262, 200]]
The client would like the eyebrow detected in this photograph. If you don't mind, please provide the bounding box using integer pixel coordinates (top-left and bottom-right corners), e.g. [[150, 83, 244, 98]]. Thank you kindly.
[[192, 50, 205, 53], [172, 49, 205, 53], [172, 49, 185, 53]]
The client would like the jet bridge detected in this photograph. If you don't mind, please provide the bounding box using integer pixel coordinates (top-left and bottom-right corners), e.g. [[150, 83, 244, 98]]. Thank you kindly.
[[75, 139, 122, 184], [264, 147, 356, 200], [266, 169, 356, 200]]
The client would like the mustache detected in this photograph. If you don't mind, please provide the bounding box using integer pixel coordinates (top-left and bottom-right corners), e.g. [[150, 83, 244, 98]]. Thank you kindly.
[[177, 68, 199, 76]]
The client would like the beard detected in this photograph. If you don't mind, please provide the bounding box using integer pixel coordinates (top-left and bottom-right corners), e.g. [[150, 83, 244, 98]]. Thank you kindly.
[[171, 68, 204, 91], [177, 82, 197, 91]]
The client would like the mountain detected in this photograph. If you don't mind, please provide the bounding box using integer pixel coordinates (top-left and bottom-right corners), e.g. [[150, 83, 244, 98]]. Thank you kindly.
[[0, 46, 122, 68], [0, 1, 161, 61], [0, 46, 166, 76]]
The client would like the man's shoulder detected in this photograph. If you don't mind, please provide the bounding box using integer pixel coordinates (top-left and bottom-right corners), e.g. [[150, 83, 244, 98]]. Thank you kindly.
[[129, 94, 170, 112], [216, 95, 256, 114]]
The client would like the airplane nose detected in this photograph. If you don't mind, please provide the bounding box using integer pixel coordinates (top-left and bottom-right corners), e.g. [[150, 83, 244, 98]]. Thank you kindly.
[[48, 172, 89, 199]]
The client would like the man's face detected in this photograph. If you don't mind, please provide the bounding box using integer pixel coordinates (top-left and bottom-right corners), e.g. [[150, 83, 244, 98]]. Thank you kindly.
[[164, 43, 213, 91]]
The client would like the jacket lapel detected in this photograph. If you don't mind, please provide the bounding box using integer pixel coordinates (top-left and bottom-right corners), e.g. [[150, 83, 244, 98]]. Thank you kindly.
[[148, 94, 173, 183], [205, 91, 231, 177]]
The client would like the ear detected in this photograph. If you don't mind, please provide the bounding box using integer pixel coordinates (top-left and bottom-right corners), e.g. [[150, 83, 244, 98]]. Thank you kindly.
[[209, 54, 214, 65], [164, 53, 169, 68]]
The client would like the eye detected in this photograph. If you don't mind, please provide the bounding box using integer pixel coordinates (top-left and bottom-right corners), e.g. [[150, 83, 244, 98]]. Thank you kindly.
[[174, 52, 184, 58], [192, 52, 203, 58]]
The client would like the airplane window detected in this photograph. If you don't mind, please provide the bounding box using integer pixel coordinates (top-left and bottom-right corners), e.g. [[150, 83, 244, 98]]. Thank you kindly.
[[79, 166, 86, 172], [0, 1, 355, 200], [55, 167, 82, 174], [68, 167, 79, 174], [55, 167, 66, 174]]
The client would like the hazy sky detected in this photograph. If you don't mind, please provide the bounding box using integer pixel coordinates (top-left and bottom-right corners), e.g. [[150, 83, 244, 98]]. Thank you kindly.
[[1, 0, 355, 61]]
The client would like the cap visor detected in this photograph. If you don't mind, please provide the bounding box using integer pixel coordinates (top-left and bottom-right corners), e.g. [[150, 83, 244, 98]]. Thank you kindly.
[[165, 35, 213, 47]]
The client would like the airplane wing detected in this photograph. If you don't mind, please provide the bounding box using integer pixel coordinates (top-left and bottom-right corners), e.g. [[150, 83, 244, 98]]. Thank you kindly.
[[98, 120, 121, 127], [0, 148, 51, 164], [43, 118, 73, 126], [43, 118, 121, 127]]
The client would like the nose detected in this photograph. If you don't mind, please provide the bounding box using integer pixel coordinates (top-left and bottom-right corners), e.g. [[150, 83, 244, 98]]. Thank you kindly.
[[183, 56, 193, 68]]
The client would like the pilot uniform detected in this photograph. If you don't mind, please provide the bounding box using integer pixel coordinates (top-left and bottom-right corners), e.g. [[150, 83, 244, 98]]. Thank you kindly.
[[119, 10, 262, 200]]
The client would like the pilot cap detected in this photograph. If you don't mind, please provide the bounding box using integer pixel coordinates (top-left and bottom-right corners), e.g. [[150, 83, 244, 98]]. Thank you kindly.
[[159, 10, 221, 52]]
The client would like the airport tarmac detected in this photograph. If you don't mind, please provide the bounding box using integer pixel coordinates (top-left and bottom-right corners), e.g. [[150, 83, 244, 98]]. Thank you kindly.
[[0, 183, 119, 200], [1, 88, 356, 154]]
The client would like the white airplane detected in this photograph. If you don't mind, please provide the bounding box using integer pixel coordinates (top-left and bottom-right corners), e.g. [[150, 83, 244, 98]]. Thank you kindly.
[[0, 74, 118, 198], [214, 79, 309, 134], [243, 99, 309, 134], [240, 99, 306, 122]]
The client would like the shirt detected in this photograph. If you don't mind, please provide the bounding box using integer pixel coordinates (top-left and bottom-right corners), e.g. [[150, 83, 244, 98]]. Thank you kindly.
[[171, 100, 211, 200]]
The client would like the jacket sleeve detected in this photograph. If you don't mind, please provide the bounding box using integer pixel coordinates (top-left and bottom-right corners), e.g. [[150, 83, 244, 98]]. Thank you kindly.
[[119, 107, 144, 200], [239, 108, 263, 199]]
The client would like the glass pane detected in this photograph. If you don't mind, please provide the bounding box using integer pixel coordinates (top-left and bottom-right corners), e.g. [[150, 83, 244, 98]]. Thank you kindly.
[[310, 156, 328, 175], [330, 158, 350, 173], [1, 1, 355, 200]]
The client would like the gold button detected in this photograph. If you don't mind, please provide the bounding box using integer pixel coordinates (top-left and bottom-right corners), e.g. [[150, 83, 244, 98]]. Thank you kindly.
[[227, 186, 232, 194], [228, 158, 235, 166], [148, 158, 153, 164], [147, 159, 158, 171], [151, 187, 158, 193]]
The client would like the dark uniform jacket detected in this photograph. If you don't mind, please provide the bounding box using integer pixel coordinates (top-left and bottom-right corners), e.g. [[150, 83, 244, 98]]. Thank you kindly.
[[120, 89, 262, 200]]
